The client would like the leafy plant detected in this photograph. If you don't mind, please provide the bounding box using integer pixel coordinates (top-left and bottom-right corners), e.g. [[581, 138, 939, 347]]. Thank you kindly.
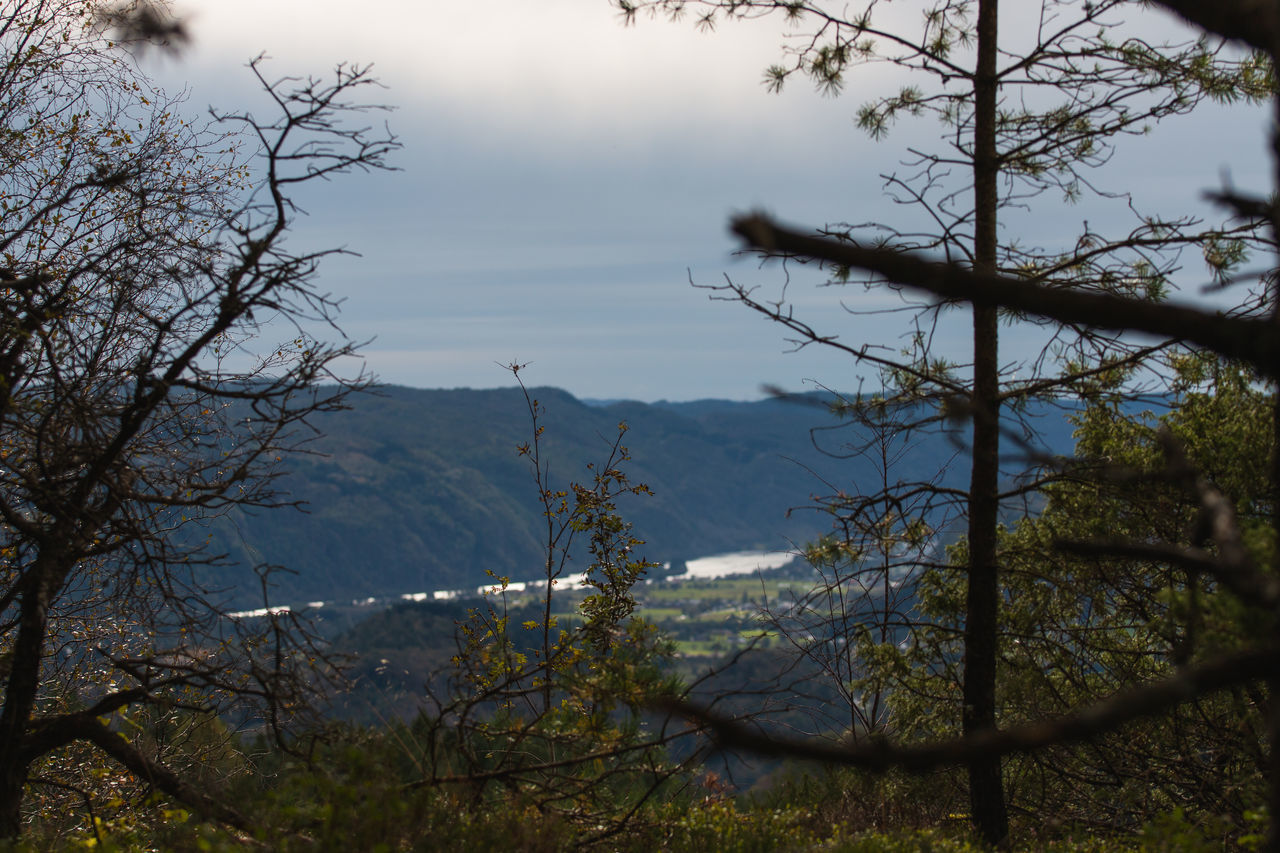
[[410, 367, 697, 843]]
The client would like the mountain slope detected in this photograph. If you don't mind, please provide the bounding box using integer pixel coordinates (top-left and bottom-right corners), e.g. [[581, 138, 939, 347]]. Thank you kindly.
[[201, 386, 840, 606], [198, 385, 1077, 608]]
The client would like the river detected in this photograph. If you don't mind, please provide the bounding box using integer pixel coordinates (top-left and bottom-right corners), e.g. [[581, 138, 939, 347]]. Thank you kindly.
[[228, 549, 800, 618]]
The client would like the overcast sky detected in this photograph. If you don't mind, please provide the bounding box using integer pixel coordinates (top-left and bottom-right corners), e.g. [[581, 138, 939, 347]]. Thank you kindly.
[[146, 1, 1272, 401]]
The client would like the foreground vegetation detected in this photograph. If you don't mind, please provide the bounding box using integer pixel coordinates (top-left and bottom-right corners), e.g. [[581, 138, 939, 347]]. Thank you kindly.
[[7, 719, 1269, 852], [15, 372, 1258, 850]]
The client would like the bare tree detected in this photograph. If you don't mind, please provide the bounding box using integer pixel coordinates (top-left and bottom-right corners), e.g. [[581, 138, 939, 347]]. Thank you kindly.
[[0, 0, 396, 837], [759, 401, 962, 747]]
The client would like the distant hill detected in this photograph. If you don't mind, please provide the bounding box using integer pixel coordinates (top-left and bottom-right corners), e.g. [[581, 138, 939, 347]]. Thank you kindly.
[[194, 385, 1078, 608]]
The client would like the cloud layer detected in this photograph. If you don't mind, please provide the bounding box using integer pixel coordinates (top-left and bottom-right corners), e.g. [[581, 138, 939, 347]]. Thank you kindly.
[[148, 1, 1270, 400]]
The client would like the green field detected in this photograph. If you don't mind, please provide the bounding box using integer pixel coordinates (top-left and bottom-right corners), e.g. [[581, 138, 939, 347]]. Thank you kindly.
[[456, 565, 817, 658]]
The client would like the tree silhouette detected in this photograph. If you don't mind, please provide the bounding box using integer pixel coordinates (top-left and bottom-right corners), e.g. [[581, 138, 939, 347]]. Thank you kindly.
[[0, 2, 396, 836]]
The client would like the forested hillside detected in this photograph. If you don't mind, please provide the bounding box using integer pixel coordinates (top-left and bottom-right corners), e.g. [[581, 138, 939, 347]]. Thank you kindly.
[[200, 385, 1074, 607]]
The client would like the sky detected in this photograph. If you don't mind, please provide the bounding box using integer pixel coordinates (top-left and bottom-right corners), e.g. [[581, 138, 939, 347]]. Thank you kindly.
[[143, 1, 1273, 401]]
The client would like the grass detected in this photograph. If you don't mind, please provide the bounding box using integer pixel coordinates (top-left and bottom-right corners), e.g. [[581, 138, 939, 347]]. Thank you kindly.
[[673, 639, 733, 657], [640, 576, 806, 604], [636, 606, 685, 620]]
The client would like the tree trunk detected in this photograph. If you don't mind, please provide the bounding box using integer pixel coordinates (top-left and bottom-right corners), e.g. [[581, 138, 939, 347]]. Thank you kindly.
[[1266, 80, 1280, 853], [0, 757, 27, 838], [0, 586, 53, 838], [963, 0, 1009, 845], [1265, 11, 1280, 846]]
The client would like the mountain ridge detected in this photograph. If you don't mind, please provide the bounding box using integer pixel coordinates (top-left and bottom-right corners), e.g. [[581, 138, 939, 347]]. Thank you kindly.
[[196, 384, 1075, 608]]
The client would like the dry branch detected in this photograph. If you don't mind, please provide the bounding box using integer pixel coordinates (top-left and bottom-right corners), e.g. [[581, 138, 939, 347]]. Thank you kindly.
[[656, 643, 1280, 772], [730, 214, 1280, 378]]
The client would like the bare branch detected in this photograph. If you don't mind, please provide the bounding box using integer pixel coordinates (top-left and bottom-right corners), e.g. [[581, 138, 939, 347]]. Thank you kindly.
[[656, 644, 1280, 771], [730, 213, 1280, 377], [82, 720, 250, 832]]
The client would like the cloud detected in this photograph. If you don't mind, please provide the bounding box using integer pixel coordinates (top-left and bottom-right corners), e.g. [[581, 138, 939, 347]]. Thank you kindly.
[[165, 0, 923, 150], [144, 1, 1272, 401]]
